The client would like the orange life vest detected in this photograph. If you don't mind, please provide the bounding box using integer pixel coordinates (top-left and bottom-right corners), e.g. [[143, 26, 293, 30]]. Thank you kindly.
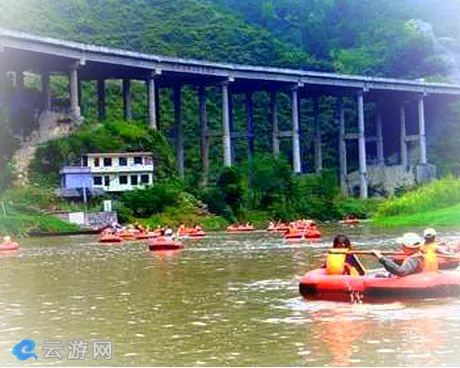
[[421, 246, 438, 272], [325, 253, 361, 277], [401, 248, 438, 273]]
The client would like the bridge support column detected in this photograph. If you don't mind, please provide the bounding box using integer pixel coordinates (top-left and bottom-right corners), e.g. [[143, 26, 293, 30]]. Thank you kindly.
[[246, 92, 255, 160], [222, 81, 232, 167], [41, 71, 51, 110], [292, 87, 301, 174], [418, 95, 427, 165], [155, 83, 160, 129], [270, 90, 280, 157], [147, 73, 158, 130], [97, 79, 105, 121], [338, 97, 348, 196], [174, 85, 184, 179], [357, 92, 368, 199], [70, 66, 81, 118], [122, 78, 132, 121], [199, 85, 209, 184], [15, 70, 24, 92], [78, 77, 84, 116], [400, 104, 408, 167], [313, 97, 322, 173], [376, 110, 384, 166]]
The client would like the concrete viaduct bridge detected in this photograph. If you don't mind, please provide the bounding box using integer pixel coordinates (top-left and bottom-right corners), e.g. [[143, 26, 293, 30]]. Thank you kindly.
[[1, 28, 460, 198]]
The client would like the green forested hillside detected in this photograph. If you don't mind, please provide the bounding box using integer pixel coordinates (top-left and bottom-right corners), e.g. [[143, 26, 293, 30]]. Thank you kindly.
[[0, 0, 321, 69], [210, 0, 460, 78]]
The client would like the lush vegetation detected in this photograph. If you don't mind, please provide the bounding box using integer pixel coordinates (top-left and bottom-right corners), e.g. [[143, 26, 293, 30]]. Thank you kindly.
[[374, 177, 460, 227], [374, 204, 460, 228], [0, 186, 84, 236], [30, 119, 177, 187]]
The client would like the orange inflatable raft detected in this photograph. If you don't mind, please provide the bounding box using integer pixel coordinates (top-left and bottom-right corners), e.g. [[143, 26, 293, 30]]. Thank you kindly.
[[187, 230, 207, 238], [119, 231, 135, 239], [148, 237, 183, 251], [299, 268, 460, 303], [0, 242, 19, 251], [226, 225, 255, 233], [98, 234, 122, 243], [135, 232, 150, 240], [284, 229, 321, 240]]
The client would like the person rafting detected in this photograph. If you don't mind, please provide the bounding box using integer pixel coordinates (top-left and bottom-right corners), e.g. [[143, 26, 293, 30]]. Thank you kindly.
[[2, 236, 13, 245], [423, 228, 454, 256], [373, 232, 438, 276], [324, 235, 366, 276]]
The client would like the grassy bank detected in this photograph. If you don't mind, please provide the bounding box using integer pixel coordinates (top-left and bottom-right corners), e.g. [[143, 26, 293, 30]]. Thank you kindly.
[[373, 177, 460, 227], [0, 214, 82, 237], [373, 203, 460, 227]]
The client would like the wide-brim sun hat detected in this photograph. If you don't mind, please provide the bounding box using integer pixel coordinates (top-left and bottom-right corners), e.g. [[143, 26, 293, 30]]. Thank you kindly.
[[400, 232, 422, 248]]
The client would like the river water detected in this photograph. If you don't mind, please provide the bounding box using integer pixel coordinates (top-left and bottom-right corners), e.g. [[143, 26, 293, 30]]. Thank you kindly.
[[0, 225, 459, 366]]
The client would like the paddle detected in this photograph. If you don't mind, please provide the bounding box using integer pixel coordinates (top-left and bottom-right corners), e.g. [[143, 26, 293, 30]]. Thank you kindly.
[[328, 249, 402, 256]]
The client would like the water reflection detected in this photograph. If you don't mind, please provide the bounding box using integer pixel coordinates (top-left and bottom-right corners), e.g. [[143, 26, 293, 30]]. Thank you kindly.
[[306, 308, 371, 366]]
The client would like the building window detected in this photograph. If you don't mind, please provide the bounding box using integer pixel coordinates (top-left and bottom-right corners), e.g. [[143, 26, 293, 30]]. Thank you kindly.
[[104, 176, 110, 187], [141, 174, 150, 184], [104, 157, 112, 167], [119, 175, 128, 185], [82, 157, 88, 167], [93, 176, 102, 185], [134, 156, 143, 165], [119, 157, 127, 166], [94, 158, 100, 167], [131, 175, 138, 185]]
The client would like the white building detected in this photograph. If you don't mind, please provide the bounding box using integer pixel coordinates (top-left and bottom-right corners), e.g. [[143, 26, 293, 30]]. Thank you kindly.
[[82, 152, 154, 192]]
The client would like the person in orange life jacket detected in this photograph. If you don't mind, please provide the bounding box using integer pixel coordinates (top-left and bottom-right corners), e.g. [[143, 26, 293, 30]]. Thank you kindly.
[[323, 235, 366, 276], [423, 228, 455, 256], [373, 232, 438, 276]]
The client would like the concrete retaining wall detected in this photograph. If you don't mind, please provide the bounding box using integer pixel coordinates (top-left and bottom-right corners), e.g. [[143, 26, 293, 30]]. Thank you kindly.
[[54, 211, 118, 229], [347, 165, 416, 197]]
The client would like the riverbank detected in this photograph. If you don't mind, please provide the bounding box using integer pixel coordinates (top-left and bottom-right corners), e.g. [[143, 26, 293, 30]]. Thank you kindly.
[[373, 203, 460, 228], [0, 214, 83, 237], [372, 177, 460, 228]]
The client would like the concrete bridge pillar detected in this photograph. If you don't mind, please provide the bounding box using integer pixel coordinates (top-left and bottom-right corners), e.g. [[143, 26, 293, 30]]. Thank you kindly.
[[338, 97, 348, 196], [418, 95, 427, 165], [122, 78, 132, 121], [270, 90, 280, 157], [155, 83, 160, 129], [292, 86, 301, 174], [15, 70, 24, 92], [41, 71, 51, 110], [245, 92, 255, 160], [198, 85, 209, 183], [97, 79, 105, 121], [147, 72, 158, 130], [69, 65, 81, 118], [174, 85, 184, 179], [376, 110, 384, 166], [400, 104, 408, 167], [313, 97, 322, 173], [222, 81, 232, 167], [357, 92, 368, 199]]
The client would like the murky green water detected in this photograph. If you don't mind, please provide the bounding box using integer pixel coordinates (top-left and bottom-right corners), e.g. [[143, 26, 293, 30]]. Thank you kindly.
[[0, 225, 459, 366]]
